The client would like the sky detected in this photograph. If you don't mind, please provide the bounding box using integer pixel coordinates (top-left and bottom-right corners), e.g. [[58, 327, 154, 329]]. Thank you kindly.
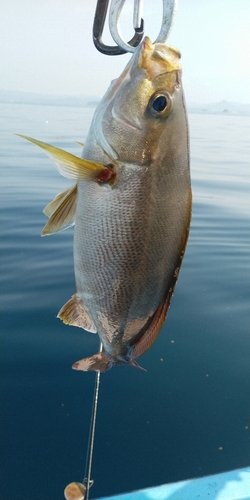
[[1, 0, 250, 104]]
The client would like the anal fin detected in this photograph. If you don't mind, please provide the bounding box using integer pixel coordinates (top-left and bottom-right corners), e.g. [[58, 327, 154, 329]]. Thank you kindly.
[[58, 294, 97, 333]]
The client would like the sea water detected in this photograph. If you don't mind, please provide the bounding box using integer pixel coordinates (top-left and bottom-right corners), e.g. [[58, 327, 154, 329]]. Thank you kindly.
[[0, 103, 249, 500]]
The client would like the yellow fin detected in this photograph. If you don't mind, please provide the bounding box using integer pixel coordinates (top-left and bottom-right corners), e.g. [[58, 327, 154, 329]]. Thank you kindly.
[[42, 184, 77, 236], [16, 134, 106, 180], [43, 185, 76, 217], [58, 294, 97, 333], [74, 141, 84, 147]]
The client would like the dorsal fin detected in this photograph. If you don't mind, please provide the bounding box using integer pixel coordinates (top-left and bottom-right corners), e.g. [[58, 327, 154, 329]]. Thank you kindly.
[[58, 294, 97, 333], [132, 191, 192, 361], [131, 292, 171, 361], [41, 184, 77, 236]]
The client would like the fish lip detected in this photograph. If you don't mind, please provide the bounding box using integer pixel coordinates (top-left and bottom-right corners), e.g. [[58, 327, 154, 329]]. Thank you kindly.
[[111, 107, 143, 131]]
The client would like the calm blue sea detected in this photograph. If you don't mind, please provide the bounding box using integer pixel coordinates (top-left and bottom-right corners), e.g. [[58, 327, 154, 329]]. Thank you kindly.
[[0, 103, 249, 500]]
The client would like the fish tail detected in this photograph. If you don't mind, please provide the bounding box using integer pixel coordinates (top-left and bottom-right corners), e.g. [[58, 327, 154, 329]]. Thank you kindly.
[[72, 352, 113, 372], [128, 360, 147, 372], [72, 353, 147, 373]]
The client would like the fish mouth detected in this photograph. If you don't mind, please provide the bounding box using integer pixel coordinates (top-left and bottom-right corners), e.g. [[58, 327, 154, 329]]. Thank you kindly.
[[138, 36, 182, 80], [111, 106, 142, 131]]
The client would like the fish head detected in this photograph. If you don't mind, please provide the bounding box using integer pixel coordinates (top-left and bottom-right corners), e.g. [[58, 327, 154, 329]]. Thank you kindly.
[[93, 36, 184, 165]]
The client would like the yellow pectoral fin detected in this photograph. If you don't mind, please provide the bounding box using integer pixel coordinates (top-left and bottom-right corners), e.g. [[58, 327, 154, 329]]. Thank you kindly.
[[42, 184, 77, 235], [15, 134, 106, 181], [74, 141, 84, 147]]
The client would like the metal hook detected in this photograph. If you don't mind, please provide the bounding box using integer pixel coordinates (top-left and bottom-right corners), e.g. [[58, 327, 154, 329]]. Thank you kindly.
[[109, 0, 177, 53], [154, 0, 177, 43], [109, 0, 142, 53], [93, 0, 144, 55]]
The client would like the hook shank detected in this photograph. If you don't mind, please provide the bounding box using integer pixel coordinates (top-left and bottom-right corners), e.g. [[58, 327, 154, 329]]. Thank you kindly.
[[109, 0, 144, 54], [108, 0, 177, 53], [93, 0, 144, 55]]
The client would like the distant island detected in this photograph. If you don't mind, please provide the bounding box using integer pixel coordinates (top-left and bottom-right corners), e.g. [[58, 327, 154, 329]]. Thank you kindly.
[[0, 90, 99, 108], [187, 100, 250, 117], [1, 90, 250, 116]]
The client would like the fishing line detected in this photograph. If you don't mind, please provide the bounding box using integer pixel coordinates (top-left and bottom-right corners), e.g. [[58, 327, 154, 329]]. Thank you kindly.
[[64, 343, 103, 500], [83, 342, 103, 500]]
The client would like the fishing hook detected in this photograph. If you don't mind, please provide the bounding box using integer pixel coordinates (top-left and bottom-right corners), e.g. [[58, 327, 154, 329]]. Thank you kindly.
[[109, 0, 177, 53], [93, 0, 144, 55], [154, 0, 177, 43]]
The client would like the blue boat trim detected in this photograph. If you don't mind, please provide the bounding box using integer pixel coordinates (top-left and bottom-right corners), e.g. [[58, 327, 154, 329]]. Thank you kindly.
[[97, 467, 250, 500]]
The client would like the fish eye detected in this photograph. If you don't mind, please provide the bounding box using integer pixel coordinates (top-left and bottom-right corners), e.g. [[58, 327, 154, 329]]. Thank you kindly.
[[148, 91, 173, 118]]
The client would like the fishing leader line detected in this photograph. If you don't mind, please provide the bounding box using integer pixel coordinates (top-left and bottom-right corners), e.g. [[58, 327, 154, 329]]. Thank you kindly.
[[64, 343, 103, 500], [84, 342, 103, 499]]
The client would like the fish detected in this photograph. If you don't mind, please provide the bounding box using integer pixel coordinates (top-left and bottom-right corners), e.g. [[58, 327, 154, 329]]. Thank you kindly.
[[17, 36, 192, 372]]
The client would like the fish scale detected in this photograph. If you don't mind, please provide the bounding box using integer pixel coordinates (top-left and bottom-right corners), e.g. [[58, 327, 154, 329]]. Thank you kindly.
[[74, 163, 187, 355]]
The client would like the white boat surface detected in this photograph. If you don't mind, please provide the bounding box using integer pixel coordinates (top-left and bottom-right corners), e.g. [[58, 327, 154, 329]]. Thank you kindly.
[[97, 467, 250, 500]]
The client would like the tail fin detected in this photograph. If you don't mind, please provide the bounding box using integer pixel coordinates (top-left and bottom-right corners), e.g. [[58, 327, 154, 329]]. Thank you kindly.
[[128, 360, 147, 372], [72, 352, 113, 372], [72, 352, 147, 373]]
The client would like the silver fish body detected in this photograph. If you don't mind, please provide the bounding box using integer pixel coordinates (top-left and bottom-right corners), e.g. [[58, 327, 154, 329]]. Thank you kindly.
[[72, 38, 191, 370], [18, 37, 191, 372]]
